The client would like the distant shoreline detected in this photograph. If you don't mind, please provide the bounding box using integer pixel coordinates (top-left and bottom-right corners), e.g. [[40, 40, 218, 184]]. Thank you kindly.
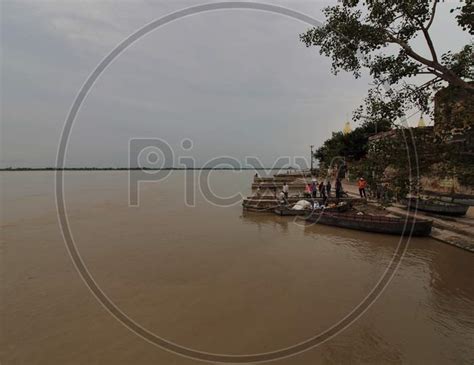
[[0, 167, 289, 171]]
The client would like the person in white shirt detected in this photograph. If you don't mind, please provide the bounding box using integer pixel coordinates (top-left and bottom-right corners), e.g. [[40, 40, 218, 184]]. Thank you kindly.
[[282, 183, 289, 199], [278, 190, 288, 205], [255, 184, 262, 197]]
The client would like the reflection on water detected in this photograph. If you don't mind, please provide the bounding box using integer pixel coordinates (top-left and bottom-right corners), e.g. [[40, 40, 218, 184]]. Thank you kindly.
[[240, 212, 290, 233], [2, 171, 474, 364]]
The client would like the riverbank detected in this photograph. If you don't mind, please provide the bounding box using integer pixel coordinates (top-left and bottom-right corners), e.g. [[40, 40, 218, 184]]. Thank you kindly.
[[343, 182, 474, 252]]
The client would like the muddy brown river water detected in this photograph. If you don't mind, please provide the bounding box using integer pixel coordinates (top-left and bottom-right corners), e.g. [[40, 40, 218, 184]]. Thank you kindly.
[[1, 171, 473, 364]]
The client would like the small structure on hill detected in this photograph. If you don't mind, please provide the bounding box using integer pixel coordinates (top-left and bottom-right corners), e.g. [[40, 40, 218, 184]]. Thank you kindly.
[[367, 85, 474, 196]]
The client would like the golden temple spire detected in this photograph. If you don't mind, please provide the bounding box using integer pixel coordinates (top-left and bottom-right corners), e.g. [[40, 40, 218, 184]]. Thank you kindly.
[[418, 114, 426, 127], [343, 120, 352, 135]]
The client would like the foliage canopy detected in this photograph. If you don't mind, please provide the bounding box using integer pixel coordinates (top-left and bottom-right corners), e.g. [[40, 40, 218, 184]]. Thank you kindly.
[[301, 0, 474, 125]]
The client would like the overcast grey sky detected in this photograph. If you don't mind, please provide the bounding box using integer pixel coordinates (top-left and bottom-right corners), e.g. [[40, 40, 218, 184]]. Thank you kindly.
[[1, 1, 470, 167]]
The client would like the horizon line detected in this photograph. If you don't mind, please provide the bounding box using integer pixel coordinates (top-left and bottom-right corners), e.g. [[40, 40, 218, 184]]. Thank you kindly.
[[0, 167, 300, 171]]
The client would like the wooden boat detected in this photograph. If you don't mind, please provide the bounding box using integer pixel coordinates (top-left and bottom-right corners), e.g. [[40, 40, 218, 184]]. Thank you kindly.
[[437, 196, 474, 206], [242, 197, 299, 212], [274, 207, 312, 216], [403, 198, 468, 216], [242, 206, 275, 213], [423, 191, 474, 206], [242, 196, 360, 212], [251, 182, 308, 190], [306, 211, 432, 236], [274, 203, 350, 216]]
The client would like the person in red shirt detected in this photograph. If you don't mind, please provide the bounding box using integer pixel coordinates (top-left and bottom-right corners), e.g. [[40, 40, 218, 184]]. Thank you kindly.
[[358, 177, 367, 198]]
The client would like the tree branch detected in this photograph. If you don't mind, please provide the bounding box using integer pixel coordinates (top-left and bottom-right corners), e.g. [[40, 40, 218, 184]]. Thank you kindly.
[[421, 28, 438, 62], [415, 15, 438, 62], [408, 10, 439, 63], [384, 31, 473, 90], [425, 1, 437, 30], [418, 76, 442, 90], [386, 32, 437, 69], [425, 68, 444, 78]]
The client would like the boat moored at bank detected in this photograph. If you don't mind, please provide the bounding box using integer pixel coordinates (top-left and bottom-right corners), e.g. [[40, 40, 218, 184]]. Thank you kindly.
[[402, 198, 469, 216], [306, 211, 433, 236]]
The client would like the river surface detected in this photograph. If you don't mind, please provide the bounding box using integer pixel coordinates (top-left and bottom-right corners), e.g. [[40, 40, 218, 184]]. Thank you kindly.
[[1, 171, 473, 364]]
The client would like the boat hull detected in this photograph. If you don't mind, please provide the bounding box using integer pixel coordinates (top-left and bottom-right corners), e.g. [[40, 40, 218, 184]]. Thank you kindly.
[[423, 191, 474, 206], [242, 197, 358, 212], [435, 196, 474, 206], [404, 198, 468, 216], [306, 212, 432, 236], [274, 208, 311, 216]]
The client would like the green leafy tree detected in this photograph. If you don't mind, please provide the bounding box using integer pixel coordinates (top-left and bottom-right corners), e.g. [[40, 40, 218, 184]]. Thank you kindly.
[[315, 120, 391, 168], [300, 0, 474, 125]]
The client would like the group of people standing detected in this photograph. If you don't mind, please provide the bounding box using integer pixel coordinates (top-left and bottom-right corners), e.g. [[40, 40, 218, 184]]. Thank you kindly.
[[257, 175, 362, 203], [304, 178, 344, 199]]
